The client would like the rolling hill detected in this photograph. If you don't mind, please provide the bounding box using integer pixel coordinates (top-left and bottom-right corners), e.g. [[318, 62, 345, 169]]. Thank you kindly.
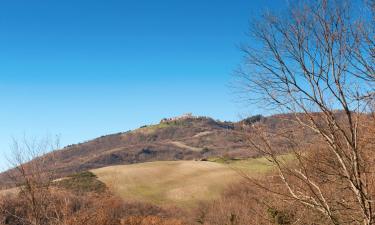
[[0, 114, 317, 188]]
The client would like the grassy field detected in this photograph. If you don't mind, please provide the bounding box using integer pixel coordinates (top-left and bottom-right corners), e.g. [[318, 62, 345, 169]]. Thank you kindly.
[[92, 158, 278, 207], [206, 154, 294, 175]]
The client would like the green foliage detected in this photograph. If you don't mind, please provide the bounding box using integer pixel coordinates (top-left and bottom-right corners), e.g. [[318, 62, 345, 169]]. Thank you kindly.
[[208, 156, 242, 164], [135, 118, 193, 134], [69, 171, 97, 179], [54, 171, 106, 194]]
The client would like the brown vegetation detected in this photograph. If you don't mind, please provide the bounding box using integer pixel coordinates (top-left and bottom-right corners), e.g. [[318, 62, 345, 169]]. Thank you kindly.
[[236, 0, 375, 224], [0, 189, 189, 225]]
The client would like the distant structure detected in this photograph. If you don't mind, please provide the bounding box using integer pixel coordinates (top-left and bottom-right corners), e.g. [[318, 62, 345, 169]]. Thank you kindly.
[[160, 113, 196, 123]]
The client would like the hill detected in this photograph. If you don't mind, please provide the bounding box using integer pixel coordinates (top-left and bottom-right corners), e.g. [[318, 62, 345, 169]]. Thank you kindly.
[[0, 114, 317, 187]]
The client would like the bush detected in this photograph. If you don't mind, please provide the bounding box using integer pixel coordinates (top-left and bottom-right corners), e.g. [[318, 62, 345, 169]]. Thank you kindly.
[[54, 171, 107, 194]]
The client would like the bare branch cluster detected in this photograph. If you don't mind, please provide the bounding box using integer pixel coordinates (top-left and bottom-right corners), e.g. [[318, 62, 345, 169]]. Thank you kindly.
[[238, 0, 375, 224]]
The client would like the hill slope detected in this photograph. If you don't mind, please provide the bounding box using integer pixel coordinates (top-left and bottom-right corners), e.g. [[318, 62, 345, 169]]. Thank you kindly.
[[0, 114, 317, 187]]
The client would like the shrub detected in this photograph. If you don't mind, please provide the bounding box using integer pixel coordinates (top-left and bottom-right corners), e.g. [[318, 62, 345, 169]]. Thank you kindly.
[[54, 171, 107, 194]]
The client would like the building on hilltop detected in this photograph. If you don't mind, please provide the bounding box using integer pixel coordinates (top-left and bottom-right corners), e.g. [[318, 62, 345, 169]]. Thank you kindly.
[[160, 113, 196, 123]]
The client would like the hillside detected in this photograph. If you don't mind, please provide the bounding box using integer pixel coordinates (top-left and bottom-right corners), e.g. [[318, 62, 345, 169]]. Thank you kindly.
[[0, 114, 317, 187]]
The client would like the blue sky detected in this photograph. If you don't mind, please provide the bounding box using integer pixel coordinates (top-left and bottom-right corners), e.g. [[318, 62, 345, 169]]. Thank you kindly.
[[0, 0, 283, 169]]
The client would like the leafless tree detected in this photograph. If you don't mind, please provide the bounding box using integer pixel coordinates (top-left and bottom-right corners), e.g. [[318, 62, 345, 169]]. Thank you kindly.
[[237, 0, 375, 224], [1, 135, 60, 225]]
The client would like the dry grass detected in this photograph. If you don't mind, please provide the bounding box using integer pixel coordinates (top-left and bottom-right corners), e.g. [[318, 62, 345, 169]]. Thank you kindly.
[[92, 158, 278, 208], [193, 131, 213, 138], [207, 153, 295, 175], [133, 123, 173, 135], [168, 141, 202, 152], [0, 187, 18, 197], [92, 161, 242, 208]]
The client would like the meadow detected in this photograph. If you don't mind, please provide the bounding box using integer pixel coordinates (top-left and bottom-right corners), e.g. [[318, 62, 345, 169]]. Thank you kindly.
[[92, 157, 277, 207]]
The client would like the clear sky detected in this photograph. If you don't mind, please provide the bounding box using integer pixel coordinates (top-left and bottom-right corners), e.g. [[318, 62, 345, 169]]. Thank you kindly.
[[0, 0, 283, 170]]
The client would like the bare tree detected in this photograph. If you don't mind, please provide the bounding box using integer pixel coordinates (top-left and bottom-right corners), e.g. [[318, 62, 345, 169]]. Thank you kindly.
[[237, 0, 375, 224], [1, 135, 60, 225]]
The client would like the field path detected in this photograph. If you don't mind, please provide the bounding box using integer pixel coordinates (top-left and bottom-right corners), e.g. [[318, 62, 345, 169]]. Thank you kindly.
[[168, 141, 202, 152]]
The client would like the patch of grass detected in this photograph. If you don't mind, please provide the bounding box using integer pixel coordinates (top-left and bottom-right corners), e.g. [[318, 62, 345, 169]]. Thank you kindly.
[[54, 171, 107, 194], [135, 120, 189, 134], [206, 154, 295, 175]]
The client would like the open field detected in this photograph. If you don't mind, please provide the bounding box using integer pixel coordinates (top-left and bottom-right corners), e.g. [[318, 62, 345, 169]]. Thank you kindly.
[[92, 158, 277, 207], [92, 161, 239, 207]]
